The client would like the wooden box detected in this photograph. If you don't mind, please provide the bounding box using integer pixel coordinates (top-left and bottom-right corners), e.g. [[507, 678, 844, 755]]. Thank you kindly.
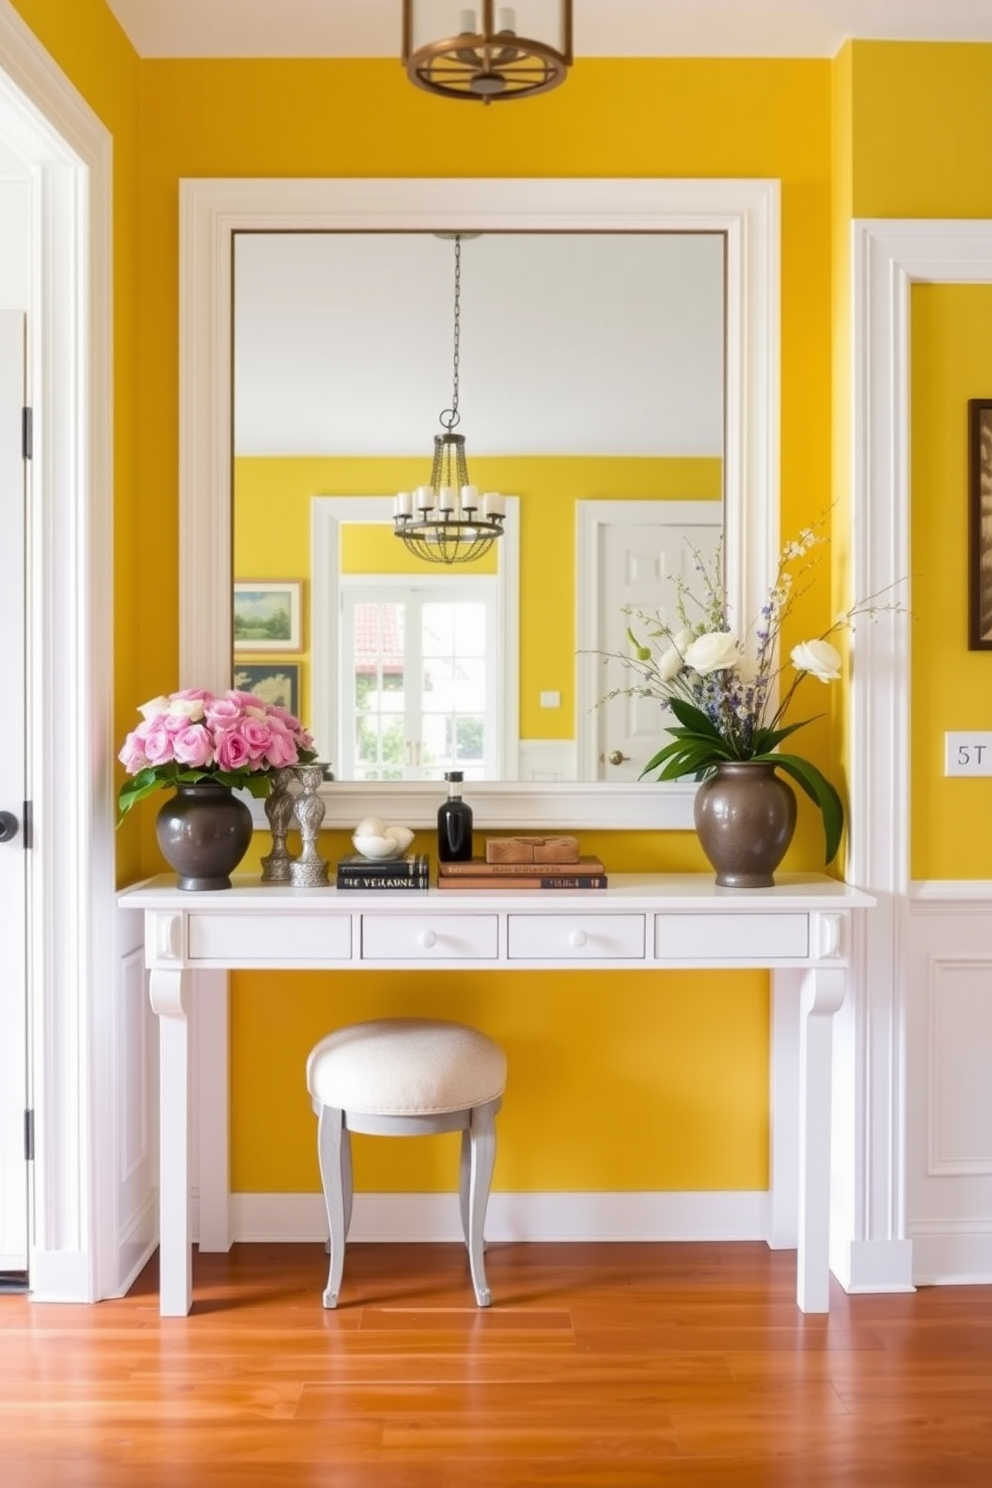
[[484, 835, 580, 865]]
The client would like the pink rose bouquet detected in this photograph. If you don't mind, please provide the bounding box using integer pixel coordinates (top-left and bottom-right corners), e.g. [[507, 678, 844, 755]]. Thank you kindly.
[[118, 688, 317, 819]]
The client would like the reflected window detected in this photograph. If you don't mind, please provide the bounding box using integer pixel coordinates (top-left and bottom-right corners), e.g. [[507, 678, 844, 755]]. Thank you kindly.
[[340, 580, 497, 781]]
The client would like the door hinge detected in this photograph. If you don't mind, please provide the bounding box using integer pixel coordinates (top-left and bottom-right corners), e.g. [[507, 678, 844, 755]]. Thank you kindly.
[[22, 406, 33, 460], [24, 1109, 34, 1162]]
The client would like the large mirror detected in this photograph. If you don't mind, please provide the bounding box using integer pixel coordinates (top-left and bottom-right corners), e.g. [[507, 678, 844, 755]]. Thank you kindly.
[[180, 178, 779, 828], [232, 230, 725, 790]]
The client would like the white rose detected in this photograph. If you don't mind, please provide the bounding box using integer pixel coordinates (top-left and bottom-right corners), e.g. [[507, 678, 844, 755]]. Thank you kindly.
[[653, 628, 692, 682], [137, 694, 171, 720], [683, 631, 740, 676], [655, 644, 685, 682], [167, 697, 207, 721], [791, 638, 842, 683]]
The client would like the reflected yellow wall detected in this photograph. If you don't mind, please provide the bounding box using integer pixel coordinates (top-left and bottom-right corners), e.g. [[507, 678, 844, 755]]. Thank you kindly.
[[234, 454, 720, 740]]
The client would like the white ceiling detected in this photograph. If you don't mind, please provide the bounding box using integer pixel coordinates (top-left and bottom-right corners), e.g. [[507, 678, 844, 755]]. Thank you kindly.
[[104, 0, 992, 59], [234, 232, 724, 458]]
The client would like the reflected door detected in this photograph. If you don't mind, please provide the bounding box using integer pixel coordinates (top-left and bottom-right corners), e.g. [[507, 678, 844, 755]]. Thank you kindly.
[[340, 580, 498, 781], [577, 500, 723, 782]]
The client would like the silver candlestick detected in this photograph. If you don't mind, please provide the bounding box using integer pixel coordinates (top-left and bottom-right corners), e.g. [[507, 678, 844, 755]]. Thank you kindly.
[[289, 763, 330, 887], [260, 766, 297, 883]]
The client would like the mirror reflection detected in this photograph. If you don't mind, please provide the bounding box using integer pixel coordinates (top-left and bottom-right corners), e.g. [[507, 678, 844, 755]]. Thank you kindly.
[[233, 231, 725, 782]]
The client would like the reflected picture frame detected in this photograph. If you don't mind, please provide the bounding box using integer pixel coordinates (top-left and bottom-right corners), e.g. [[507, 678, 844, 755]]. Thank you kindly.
[[969, 400, 992, 651], [233, 580, 302, 652], [232, 661, 300, 717]]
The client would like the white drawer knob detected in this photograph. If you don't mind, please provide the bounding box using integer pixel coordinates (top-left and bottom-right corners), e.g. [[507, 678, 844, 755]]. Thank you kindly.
[[418, 928, 438, 949], [568, 928, 587, 948]]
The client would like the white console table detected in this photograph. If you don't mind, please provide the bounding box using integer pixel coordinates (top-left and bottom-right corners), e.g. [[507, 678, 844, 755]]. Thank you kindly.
[[119, 872, 874, 1318]]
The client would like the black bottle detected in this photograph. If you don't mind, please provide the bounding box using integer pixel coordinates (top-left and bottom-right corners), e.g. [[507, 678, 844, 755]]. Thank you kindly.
[[437, 770, 473, 862]]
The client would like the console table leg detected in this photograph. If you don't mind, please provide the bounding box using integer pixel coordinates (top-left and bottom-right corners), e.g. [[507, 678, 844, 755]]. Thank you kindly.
[[796, 966, 845, 1312], [149, 966, 193, 1316]]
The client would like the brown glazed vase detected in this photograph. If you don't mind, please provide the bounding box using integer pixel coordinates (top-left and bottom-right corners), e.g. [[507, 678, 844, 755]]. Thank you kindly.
[[155, 780, 254, 891], [693, 760, 797, 888]]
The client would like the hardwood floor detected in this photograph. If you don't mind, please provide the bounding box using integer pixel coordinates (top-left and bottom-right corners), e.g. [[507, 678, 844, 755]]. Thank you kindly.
[[1, 1241, 991, 1487]]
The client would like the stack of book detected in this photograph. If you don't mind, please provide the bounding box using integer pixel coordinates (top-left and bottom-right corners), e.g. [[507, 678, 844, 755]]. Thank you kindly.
[[436, 855, 608, 890], [336, 853, 430, 891]]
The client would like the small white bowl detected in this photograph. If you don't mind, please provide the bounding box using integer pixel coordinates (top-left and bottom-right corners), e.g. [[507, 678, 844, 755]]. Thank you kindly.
[[352, 825, 415, 861]]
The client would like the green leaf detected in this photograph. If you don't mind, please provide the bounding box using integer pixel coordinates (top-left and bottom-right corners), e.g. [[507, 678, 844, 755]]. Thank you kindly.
[[764, 752, 845, 864], [667, 697, 725, 740]]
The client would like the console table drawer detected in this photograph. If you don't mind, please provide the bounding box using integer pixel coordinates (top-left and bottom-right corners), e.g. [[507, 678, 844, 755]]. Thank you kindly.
[[507, 913, 646, 960], [361, 914, 499, 961], [188, 913, 353, 962], [655, 912, 809, 960]]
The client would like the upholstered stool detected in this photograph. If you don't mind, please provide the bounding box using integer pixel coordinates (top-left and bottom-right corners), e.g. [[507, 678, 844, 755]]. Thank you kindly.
[[306, 1017, 506, 1309]]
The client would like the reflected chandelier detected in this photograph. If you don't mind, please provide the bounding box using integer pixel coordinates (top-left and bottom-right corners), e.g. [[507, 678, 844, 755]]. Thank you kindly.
[[393, 234, 506, 566], [402, 2, 572, 104]]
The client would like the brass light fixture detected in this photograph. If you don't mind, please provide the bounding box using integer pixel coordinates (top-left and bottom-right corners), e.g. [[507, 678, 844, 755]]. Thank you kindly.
[[402, 1, 572, 104], [393, 234, 506, 566]]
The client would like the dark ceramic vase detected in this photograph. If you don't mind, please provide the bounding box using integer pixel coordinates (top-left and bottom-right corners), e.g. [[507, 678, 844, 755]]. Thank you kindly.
[[693, 760, 797, 889], [155, 780, 254, 891]]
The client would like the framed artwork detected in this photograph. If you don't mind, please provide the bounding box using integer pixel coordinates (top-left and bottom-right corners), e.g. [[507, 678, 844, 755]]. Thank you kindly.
[[233, 580, 302, 652], [969, 400, 992, 650], [233, 662, 300, 718]]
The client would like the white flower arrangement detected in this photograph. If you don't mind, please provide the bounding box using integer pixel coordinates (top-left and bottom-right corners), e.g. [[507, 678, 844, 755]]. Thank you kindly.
[[597, 525, 903, 864]]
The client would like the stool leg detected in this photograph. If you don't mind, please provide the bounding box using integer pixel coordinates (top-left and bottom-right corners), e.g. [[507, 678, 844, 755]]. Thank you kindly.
[[461, 1101, 497, 1307], [316, 1103, 347, 1308]]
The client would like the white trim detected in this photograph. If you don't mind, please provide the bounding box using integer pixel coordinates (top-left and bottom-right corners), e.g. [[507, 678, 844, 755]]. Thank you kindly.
[[843, 219, 992, 1298], [910, 879, 992, 907], [180, 175, 779, 831], [230, 1189, 769, 1244], [0, 1, 115, 1302]]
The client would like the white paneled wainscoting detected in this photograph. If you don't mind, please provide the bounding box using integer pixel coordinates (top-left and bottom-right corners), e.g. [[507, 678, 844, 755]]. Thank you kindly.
[[907, 882, 992, 1286]]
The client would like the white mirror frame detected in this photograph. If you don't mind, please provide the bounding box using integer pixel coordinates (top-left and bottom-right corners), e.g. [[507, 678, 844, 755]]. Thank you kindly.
[[179, 176, 779, 828]]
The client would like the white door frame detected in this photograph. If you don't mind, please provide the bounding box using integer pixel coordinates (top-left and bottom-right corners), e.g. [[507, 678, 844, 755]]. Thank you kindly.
[[0, 0, 116, 1301], [839, 219, 992, 1294]]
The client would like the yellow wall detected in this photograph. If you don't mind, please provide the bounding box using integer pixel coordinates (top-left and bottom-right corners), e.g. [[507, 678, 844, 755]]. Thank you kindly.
[[911, 286, 992, 877], [235, 454, 720, 740], [20, 10, 944, 1200], [842, 44, 992, 879], [136, 55, 833, 1197]]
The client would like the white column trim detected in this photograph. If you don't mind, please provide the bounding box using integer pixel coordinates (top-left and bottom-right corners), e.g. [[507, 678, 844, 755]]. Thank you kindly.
[[0, 0, 115, 1302], [842, 219, 992, 1297]]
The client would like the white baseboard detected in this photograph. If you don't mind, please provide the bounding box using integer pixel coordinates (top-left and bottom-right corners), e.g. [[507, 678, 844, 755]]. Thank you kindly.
[[230, 1190, 770, 1244], [830, 1237, 916, 1295], [910, 1227, 992, 1286], [28, 1249, 95, 1304]]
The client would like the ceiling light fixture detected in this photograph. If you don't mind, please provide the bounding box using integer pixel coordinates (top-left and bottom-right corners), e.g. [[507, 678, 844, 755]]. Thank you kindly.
[[402, 2, 572, 104], [393, 234, 505, 566]]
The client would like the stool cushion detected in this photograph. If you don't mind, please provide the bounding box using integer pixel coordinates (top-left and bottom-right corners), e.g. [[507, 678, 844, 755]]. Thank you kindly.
[[307, 1017, 507, 1117]]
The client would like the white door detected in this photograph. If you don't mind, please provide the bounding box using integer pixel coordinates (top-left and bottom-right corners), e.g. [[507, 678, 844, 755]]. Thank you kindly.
[[0, 310, 28, 1274], [577, 500, 723, 782]]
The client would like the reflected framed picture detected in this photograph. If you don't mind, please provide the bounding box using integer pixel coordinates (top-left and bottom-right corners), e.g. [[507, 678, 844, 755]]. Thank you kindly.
[[233, 580, 302, 652], [233, 662, 300, 717], [969, 400, 992, 650]]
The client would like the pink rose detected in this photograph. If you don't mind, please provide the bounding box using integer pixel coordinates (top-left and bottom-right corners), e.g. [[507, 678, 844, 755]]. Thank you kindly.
[[214, 729, 252, 772], [238, 717, 274, 760], [264, 727, 298, 767], [138, 720, 176, 766], [118, 731, 149, 773], [205, 697, 243, 731], [171, 723, 214, 768]]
